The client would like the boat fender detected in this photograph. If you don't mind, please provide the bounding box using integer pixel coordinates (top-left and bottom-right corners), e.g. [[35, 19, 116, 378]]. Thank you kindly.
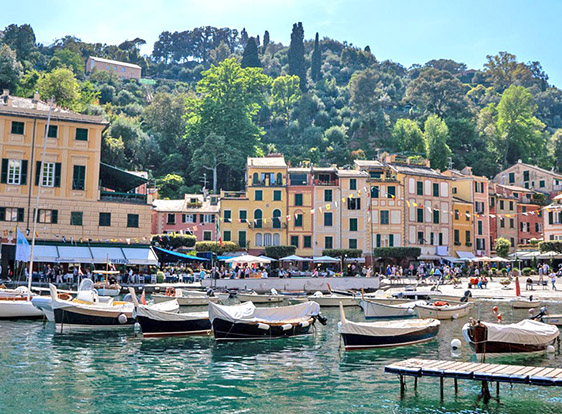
[[407, 308, 415, 315], [300, 321, 310, 328], [118, 313, 128, 324], [433, 301, 449, 307], [317, 314, 328, 325], [281, 323, 293, 331], [451, 338, 461, 351], [257, 323, 270, 330], [547, 345, 556, 353], [452, 313, 459, 320]]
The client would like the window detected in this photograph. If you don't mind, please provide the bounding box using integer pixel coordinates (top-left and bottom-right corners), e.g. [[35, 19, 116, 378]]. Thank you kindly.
[[499, 200, 504, 210], [273, 233, 281, 246], [381, 211, 389, 225], [290, 236, 299, 247], [416, 181, 423, 195], [389, 234, 394, 247], [438, 233, 443, 245], [324, 212, 333, 227], [539, 180, 545, 188], [433, 209, 439, 224], [509, 201, 514, 211], [290, 173, 307, 185], [70, 211, 83, 226], [454, 229, 460, 245], [273, 209, 281, 229], [417, 231, 424, 244], [166, 213, 175, 224], [0, 207, 24, 222], [509, 218, 514, 229], [522, 206, 527, 213], [182, 214, 196, 223], [417, 208, 424, 223], [387, 186, 395, 198], [11, 121, 24, 135], [127, 214, 139, 228], [223, 210, 231, 222], [238, 231, 246, 248], [454, 209, 459, 220], [255, 233, 263, 247], [294, 214, 303, 227], [369, 171, 382, 179], [35, 161, 60, 187], [349, 239, 357, 249], [72, 165, 85, 190], [47, 125, 58, 138], [509, 172, 515, 183], [273, 190, 282, 201], [433, 183, 439, 197], [500, 218, 505, 228], [350, 178, 357, 190], [201, 214, 215, 224], [223, 231, 231, 242], [510, 237, 515, 247], [255, 190, 263, 201], [324, 236, 333, 249], [376, 234, 381, 248], [238, 210, 247, 223], [254, 209, 262, 228], [350, 218, 358, 231], [303, 236, 312, 248], [98, 212, 111, 226], [276, 173, 283, 185], [347, 197, 361, 210], [478, 220, 483, 235], [252, 172, 259, 185], [523, 170, 529, 181], [465, 211, 469, 221], [452, 187, 457, 194], [430, 233, 434, 245], [324, 189, 332, 202], [3, 159, 27, 185], [466, 231, 471, 245], [371, 186, 379, 198], [294, 193, 303, 206], [203, 231, 212, 241], [75, 128, 88, 141]]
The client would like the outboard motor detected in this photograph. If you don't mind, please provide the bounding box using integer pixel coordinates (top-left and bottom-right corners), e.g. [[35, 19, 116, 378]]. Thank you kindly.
[[460, 290, 472, 303], [317, 313, 328, 325], [531, 306, 548, 321]]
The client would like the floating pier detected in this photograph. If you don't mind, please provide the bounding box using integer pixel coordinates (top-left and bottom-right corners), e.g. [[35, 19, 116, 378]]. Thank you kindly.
[[385, 358, 562, 402]]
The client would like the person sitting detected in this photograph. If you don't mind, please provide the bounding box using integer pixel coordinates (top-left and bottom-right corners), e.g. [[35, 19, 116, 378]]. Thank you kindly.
[[526, 277, 534, 290]]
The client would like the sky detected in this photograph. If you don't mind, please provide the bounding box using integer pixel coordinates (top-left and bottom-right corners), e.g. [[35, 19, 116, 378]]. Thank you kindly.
[[4, 0, 562, 86]]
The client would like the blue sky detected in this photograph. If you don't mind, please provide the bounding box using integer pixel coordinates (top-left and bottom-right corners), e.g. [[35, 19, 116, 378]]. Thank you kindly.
[[4, 0, 562, 86]]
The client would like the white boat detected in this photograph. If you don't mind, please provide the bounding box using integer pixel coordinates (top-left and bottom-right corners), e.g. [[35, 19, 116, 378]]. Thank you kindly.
[[415, 302, 473, 320], [31, 289, 75, 322], [511, 297, 541, 309], [0, 297, 44, 319], [0, 286, 37, 298], [304, 292, 359, 307], [93, 270, 121, 296], [360, 300, 425, 319], [152, 288, 221, 306], [237, 290, 285, 304]]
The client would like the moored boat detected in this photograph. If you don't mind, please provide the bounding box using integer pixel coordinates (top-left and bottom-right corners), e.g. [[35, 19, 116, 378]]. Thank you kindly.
[[511, 297, 541, 309], [237, 289, 285, 304], [359, 299, 425, 319], [304, 291, 358, 307], [338, 304, 440, 350], [152, 288, 221, 306], [209, 301, 326, 341], [462, 318, 559, 355], [415, 301, 473, 320]]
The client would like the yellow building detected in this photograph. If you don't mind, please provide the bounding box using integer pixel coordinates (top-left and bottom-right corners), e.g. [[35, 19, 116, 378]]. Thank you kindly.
[[452, 198, 474, 257], [0, 92, 154, 274], [287, 167, 314, 256], [337, 169, 369, 253]]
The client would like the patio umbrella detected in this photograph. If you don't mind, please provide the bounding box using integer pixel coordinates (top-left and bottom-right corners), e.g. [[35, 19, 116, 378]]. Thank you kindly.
[[258, 255, 277, 262], [224, 254, 271, 264], [279, 255, 311, 262], [538, 251, 562, 259], [489, 256, 510, 262], [312, 256, 340, 263]]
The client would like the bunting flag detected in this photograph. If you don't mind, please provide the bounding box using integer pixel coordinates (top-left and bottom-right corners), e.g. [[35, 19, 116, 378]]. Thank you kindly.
[[326, 204, 331, 210]]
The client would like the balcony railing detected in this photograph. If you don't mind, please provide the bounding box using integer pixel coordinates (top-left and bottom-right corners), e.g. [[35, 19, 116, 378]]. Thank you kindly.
[[313, 179, 339, 186], [222, 191, 247, 199], [100, 190, 147, 204]]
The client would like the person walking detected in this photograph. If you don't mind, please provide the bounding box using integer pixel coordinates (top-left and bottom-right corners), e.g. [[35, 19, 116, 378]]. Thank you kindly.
[[550, 271, 557, 291]]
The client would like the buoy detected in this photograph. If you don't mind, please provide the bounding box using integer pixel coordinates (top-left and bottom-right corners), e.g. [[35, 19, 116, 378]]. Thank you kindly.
[[529, 308, 535, 315], [451, 338, 461, 351], [452, 313, 459, 320], [492, 306, 498, 314], [546, 345, 555, 353], [497, 312, 503, 323], [118, 313, 128, 324], [134, 322, 141, 331], [407, 307, 415, 315]]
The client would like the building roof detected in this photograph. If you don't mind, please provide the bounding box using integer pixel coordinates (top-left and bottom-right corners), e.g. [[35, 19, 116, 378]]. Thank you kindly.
[[247, 156, 287, 168], [389, 163, 452, 180], [498, 162, 562, 181], [337, 169, 368, 177], [288, 167, 311, 173], [152, 194, 220, 213], [496, 183, 534, 194], [0, 94, 107, 125], [354, 160, 384, 168], [452, 196, 472, 205], [88, 56, 142, 70]]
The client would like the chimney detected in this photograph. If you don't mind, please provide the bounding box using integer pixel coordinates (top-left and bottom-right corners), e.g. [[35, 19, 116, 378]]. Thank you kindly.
[[32, 91, 40, 103], [1, 89, 8, 97]]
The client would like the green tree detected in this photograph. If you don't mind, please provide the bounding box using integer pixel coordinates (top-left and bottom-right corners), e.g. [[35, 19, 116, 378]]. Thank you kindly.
[[484, 52, 534, 92], [48, 49, 83, 76], [548, 129, 562, 172], [288, 22, 306, 91], [143, 92, 189, 154], [2, 24, 36, 61], [424, 115, 451, 170], [262, 30, 270, 53], [392, 119, 425, 153], [241, 37, 261, 68], [191, 133, 235, 194], [311, 32, 322, 82], [156, 174, 188, 199], [349, 69, 388, 115], [36, 67, 80, 109], [0, 44, 23, 91], [494, 237, 511, 258], [271, 75, 301, 126], [493, 85, 546, 165]]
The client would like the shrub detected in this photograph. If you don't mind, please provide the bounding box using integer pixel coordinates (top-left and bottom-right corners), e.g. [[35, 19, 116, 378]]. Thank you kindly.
[[195, 241, 238, 254], [322, 249, 362, 258], [265, 245, 296, 259], [152, 234, 196, 249], [540, 241, 562, 253], [500, 268, 508, 275], [372, 247, 421, 258], [522, 267, 532, 276], [494, 237, 511, 258]]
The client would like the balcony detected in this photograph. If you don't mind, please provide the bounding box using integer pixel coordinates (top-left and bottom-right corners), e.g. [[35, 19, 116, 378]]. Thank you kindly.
[[186, 202, 203, 208], [222, 191, 247, 199], [313, 179, 339, 186], [100, 190, 147, 204]]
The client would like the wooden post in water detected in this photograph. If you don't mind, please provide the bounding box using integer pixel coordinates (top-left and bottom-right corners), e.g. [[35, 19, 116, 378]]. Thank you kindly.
[[454, 378, 458, 395], [496, 382, 500, 400], [440, 377, 444, 401], [414, 377, 418, 391], [481, 381, 491, 402], [400, 375, 405, 398]]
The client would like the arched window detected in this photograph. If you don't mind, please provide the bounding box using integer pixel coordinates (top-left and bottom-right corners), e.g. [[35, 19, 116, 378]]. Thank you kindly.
[[253, 173, 259, 185], [264, 233, 272, 246], [272, 209, 281, 229], [255, 233, 263, 247], [254, 209, 262, 229], [276, 173, 283, 186], [273, 233, 281, 246]]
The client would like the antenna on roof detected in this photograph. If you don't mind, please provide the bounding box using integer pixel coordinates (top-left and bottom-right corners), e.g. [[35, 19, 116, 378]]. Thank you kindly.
[[447, 157, 453, 170]]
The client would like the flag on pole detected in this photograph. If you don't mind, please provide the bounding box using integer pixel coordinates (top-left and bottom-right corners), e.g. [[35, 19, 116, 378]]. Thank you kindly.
[[15, 228, 30, 262]]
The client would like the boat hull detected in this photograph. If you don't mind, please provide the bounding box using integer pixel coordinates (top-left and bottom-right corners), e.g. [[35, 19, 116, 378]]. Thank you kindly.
[[137, 315, 211, 337], [31, 296, 55, 321], [152, 295, 220, 306], [463, 324, 556, 354], [236, 294, 284, 303], [0, 299, 44, 319], [212, 317, 315, 341], [415, 303, 472, 320], [360, 300, 417, 319], [341, 324, 439, 350], [53, 307, 135, 327], [512, 300, 541, 309], [309, 296, 358, 307], [540, 314, 562, 326]]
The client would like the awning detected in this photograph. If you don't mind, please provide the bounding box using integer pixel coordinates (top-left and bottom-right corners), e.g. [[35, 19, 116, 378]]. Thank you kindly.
[[457, 251, 476, 260], [442, 256, 465, 263], [122, 247, 159, 265], [28, 244, 157, 265], [279, 255, 311, 262], [90, 246, 127, 264], [154, 246, 208, 262], [99, 163, 148, 192], [31, 245, 58, 262], [57, 246, 93, 263]]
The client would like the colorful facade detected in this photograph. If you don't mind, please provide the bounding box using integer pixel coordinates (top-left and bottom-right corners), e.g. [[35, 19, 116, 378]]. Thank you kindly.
[[86, 57, 142, 80], [451, 198, 474, 257], [544, 196, 562, 241], [493, 161, 562, 195]]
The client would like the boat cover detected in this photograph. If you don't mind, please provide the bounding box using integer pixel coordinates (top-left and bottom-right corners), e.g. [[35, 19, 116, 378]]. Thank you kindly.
[[416, 302, 472, 311], [208, 301, 320, 324], [483, 320, 559, 345], [339, 318, 440, 336], [136, 302, 207, 322]]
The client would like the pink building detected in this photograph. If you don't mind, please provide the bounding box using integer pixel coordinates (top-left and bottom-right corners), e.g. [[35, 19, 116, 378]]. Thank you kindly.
[[86, 56, 142, 80], [152, 194, 220, 241]]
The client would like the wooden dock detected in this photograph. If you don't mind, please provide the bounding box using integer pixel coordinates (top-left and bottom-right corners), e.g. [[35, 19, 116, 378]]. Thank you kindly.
[[385, 358, 562, 402]]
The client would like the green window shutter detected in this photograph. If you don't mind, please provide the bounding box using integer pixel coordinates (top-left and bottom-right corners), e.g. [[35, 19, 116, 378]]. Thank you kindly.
[[17, 208, 24, 222], [51, 210, 58, 224], [193, 214, 197, 223], [0, 207, 5, 221], [35, 161, 41, 185], [199, 214, 204, 223], [54, 163, 61, 187], [0, 159, 8, 183], [21, 160, 28, 185]]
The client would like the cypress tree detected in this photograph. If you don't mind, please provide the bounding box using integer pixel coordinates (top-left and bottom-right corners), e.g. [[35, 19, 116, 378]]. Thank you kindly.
[[240, 28, 249, 47], [288, 22, 306, 91], [241, 37, 261, 68], [263, 30, 270, 53], [364, 45, 371, 53], [311, 32, 322, 82]]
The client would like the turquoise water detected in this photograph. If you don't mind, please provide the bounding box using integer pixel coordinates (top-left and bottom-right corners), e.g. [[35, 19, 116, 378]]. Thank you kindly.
[[1, 301, 562, 413]]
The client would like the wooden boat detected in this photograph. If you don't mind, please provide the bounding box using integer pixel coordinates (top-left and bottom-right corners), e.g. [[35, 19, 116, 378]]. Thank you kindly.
[[130, 289, 211, 337], [237, 289, 285, 304], [305, 292, 358, 307], [415, 301, 473, 320], [31, 291, 74, 322], [209, 301, 326, 341], [463, 319, 559, 355], [360, 300, 425, 319], [393, 290, 475, 303], [511, 297, 541, 309], [152, 288, 221, 306], [338, 304, 440, 350]]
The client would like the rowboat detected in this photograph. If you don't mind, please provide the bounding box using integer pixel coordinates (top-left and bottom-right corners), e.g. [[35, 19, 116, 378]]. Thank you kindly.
[[359, 300, 425, 319], [305, 292, 358, 307], [237, 289, 285, 303], [463, 319, 559, 355], [338, 304, 440, 350], [511, 297, 541, 309], [209, 301, 326, 341], [152, 288, 221, 306], [415, 302, 473, 320]]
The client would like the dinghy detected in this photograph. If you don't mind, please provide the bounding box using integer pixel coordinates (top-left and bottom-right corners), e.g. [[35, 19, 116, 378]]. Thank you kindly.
[[511, 296, 541, 309], [415, 301, 473, 320], [152, 288, 221, 306], [209, 301, 326, 341], [359, 299, 425, 319], [237, 289, 285, 304], [462, 318, 559, 355], [338, 304, 440, 350], [530, 307, 562, 326]]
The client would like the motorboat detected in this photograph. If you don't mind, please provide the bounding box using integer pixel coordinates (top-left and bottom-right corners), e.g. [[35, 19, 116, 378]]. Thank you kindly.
[[415, 301, 473, 320], [393, 290, 475, 303], [0, 285, 37, 298], [237, 289, 285, 304], [511, 296, 541, 309], [359, 299, 425, 319], [303, 291, 358, 307], [531, 307, 562, 326], [0, 286, 43, 319], [93, 270, 121, 296], [463, 318, 559, 355], [129, 289, 211, 337], [152, 288, 221, 306], [338, 304, 440, 350], [31, 290, 74, 322], [209, 301, 326, 341]]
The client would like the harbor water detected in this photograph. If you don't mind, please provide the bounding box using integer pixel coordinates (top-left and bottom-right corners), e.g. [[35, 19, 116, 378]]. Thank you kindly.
[[1, 300, 562, 413]]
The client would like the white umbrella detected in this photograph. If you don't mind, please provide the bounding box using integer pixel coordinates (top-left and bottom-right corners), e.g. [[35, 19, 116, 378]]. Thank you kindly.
[[258, 255, 277, 262], [312, 256, 340, 263], [538, 251, 562, 259], [489, 256, 511, 262], [224, 254, 271, 264], [279, 255, 311, 262]]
